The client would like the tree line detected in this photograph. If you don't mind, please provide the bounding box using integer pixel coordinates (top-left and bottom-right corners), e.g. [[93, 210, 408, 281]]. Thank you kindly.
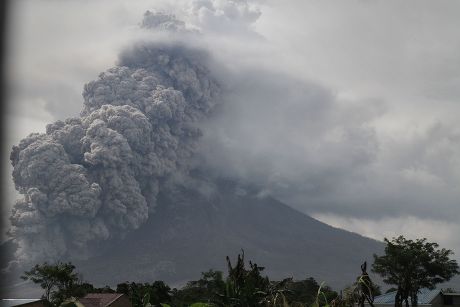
[[22, 236, 459, 307]]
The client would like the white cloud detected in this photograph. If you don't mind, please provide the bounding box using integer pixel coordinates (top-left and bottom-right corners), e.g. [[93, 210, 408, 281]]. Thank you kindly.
[[312, 213, 460, 258]]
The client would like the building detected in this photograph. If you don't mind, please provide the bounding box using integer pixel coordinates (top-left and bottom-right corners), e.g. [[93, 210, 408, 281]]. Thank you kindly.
[[78, 293, 131, 307], [0, 299, 46, 307], [373, 289, 460, 307], [1, 294, 131, 307]]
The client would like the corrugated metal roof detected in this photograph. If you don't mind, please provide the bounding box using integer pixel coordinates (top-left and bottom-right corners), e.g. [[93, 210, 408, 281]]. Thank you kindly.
[[374, 289, 440, 305], [82, 294, 123, 307], [418, 289, 442, 304], [374, 291, 400, 304]]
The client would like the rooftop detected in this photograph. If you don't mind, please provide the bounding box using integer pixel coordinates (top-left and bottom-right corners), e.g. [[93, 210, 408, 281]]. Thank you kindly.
[[0, 299, 42, 307], [374, 289, 441, 305], [80, 294, 124, 307]]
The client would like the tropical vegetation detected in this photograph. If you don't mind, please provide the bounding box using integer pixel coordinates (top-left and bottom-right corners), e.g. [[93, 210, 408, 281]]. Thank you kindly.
[[21, 236, 458, 307]]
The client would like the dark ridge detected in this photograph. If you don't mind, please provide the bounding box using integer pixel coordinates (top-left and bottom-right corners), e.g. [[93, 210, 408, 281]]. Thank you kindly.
[[73, 178, 384, 289]]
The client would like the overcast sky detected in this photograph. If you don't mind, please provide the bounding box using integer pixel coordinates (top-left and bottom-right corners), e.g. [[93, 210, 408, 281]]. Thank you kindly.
[[4, 0, 460, 257]]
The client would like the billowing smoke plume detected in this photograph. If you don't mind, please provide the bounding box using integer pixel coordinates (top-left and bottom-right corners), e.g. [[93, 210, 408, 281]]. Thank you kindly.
[[141, 11, 187, 33], [9, 43, 220, 262]]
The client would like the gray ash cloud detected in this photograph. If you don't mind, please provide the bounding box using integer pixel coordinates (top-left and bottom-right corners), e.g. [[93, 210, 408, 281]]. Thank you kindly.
[[9, 43, 220, 262], [140, 10, 187, 33]]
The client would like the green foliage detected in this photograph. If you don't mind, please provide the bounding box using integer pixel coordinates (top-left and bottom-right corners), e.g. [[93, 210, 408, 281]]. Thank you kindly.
[[216, 251, 270, 306], [170, 269, 226, 306], [325, 262, 379, 307], [258, 278, 293, 306], [66, 282, 114, 298], [142, 293, 152, 307], [311, 283, 328, 307], [23, 257, 340, 307], [22, 262, 80, 306], [340, 279, 378, 307], [24, 253, 385, 307], [116, 281, 171, 307], [372, 236, 459, 307], [286, 278, 336, 306], [256, 277, 337, 307]]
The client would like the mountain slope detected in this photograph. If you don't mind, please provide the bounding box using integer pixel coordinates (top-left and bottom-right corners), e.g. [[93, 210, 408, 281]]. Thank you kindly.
[[74, 179, 384, 289], [6, 179, 460, 298]]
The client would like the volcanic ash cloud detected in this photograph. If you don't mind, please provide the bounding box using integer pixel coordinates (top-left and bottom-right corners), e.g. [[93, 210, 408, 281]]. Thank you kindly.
[[9, 44, 220, 263]]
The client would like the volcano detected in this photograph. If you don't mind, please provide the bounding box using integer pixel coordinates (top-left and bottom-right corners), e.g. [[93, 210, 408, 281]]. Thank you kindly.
[[72, 178, 383, 289], [2, 42, 385, 297], [2, 177, 384, 297]]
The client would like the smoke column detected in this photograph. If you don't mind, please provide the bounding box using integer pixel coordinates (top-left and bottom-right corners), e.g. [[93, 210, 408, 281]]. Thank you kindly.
[[9, 41, 220, 262]]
